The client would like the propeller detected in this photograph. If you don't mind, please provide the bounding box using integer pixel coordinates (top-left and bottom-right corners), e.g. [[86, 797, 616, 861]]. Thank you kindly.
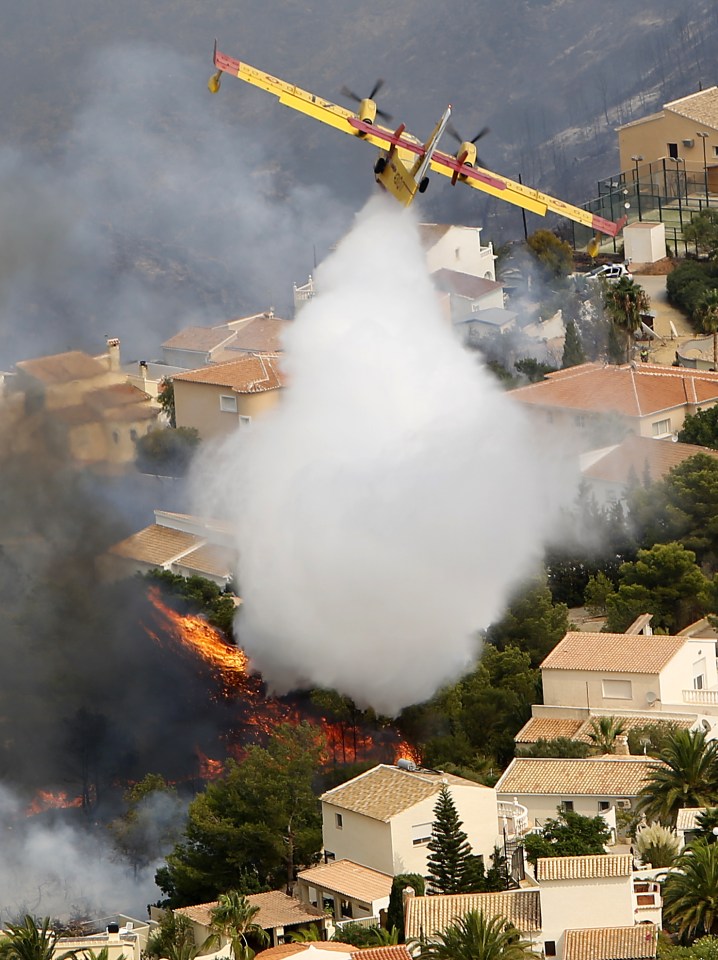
[[447, 123, 490, 167], [447, 123, 490, 146], [340, 80, 393, 121]]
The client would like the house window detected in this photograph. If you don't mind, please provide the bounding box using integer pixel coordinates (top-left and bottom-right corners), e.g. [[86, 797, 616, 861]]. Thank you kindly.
[[545, 942, 557, 957], [574, 414, 586, 429], [412, 822, 433, 846], [598, 800, 611, 812], [130, 428, 138, 442], [220, 394, 238, 413], [602, 678, 632, 700], [239, 415, 252, 427], [560, 800, 574, 813], [714, 146, 718, 158], [324, 850, 335, 863], [694, 658, 706, 690], [652, 418, 671, 438], [668, 143, 679, 159], [335, 813, 343, 829]]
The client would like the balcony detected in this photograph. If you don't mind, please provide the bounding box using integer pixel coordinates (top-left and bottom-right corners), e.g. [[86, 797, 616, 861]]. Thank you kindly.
[[683, 689, 718, 705], [498, 798, 530, 838]]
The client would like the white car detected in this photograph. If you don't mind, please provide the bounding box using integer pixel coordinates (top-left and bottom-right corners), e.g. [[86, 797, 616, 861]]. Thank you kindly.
[[586, 263, 633, 282]]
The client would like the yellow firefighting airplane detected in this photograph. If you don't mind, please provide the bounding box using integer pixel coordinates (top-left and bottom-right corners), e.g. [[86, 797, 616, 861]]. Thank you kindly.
[[208, 43, 624, 240]]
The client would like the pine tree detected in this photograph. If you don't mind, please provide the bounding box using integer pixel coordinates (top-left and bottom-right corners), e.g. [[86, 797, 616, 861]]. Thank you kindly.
[[562, 320, 586, 368], [426, 786, 473, 893]]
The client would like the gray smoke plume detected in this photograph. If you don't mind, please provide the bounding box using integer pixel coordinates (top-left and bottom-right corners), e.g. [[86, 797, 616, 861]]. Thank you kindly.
[[196, 196, 577, 715]]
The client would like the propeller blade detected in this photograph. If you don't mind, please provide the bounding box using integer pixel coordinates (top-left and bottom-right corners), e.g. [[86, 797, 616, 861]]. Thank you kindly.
[[376, 107, 393, 122], [340, 86, 362, 104], [471, 126, 490, 144], [368, 78, 385, 100], [446, 123, 463, 145]]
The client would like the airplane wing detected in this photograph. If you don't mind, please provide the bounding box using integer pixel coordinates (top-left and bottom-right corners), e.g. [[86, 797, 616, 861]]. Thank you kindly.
[[212, 44, 622, 237]]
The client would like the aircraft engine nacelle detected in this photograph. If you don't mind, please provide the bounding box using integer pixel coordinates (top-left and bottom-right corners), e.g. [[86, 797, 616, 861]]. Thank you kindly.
[[458, 142, 477, 167], [359, 98, 378, 125]]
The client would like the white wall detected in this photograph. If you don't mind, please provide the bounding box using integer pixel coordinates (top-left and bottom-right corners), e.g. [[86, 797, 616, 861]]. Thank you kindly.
[[659, 639, 718, 705], [541, 669, 660, 712], [424, 225, 496, 280], [540, 875, 634, 960], [322, 803, 394, 875]]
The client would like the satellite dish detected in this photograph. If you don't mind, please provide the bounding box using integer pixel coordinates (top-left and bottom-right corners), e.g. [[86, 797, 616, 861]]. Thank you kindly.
[[646, 691, 658, 706]]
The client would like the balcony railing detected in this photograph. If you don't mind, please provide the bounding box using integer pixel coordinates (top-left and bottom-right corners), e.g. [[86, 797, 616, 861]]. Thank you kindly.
[[334, 916, 380, 931], [498, 799, 529, 837], [683, 689, 718, 704]]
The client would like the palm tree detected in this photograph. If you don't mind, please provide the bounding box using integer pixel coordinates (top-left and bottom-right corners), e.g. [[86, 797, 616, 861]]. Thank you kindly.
[[287, 925, 321, 943], [145, 912, 209, 960], [587, 716, 627, 755], [698, 807, 718, 842], [637, 728, 718, 826], [603, 277, 651, 362], [410, 911, 535, 960], [209, 891, 269, 960], [696, 288, 718, 370], [0, 918, 75, 960], [662, 839, 718, 940]]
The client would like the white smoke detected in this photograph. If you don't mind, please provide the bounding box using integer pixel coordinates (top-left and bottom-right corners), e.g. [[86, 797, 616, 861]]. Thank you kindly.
[[0, 786, 171, 921], [197, 196, 576, 715]]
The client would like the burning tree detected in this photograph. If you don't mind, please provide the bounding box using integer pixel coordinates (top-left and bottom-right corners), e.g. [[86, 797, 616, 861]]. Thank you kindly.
[[155, 722, 325, 907]]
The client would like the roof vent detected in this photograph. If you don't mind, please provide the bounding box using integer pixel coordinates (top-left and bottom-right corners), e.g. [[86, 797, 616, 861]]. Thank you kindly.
[[683, 138, 695, 148], [396, 758, 417, 772]]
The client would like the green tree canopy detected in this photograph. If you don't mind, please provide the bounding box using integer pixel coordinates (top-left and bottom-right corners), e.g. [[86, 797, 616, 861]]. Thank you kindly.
[[684, 210, 718, 260], [485, 576, 569, 667], [109, 773, 185, 875], [426, 786, 474, 894], [522, 809, 611, 867], [158, 377, 177, 428], [637, 729, 718, 826], [526, 230, 573, 281], [603, 542, 711, 633], [136, 426, 200, 476], [387, 874, 426, 941], [678, 408, 718, 449], [586, 716, 627, 755], [155, 723, 324, 906]]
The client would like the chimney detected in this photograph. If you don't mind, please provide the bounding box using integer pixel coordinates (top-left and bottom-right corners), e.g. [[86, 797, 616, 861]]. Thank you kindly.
[[106, 338, 121, 372], [107, 923, 120, 943], [139, 360, 148, 378], [614, 735, 630, 756], [402, 886, 415, 910]]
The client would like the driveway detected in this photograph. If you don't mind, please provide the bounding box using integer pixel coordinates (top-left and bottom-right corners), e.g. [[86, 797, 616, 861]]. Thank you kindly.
[[632, 272, 694, 365]]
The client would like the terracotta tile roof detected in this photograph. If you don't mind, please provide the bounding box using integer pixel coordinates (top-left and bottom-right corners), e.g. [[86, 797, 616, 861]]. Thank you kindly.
[[515, 717, 585, 743], [676, 807, 706, 831], [495, 757, 663, 797], [173, 354, 284, 393], [541, 631, 687, 673], [431, 268, 501, 299], [536, 854, 632, 881], [582, 435, 718, 485], [511, 362, 718, 418], [418, 223, 453, 247], [162, 326, 236, 353], [404, 890, 541, 941], [215, 317, 289, 356], [257, 946, 353, 960], [297, 860, 392, 903], [352, 948, 411, 960], [107, 524, 201, 565], [16, 351, 107, 384], [176, 892, 326, 931], [516, 714, 695, 746], [563, 925, 658, 960], [321, 765, 489, 822], [666, 87, 718, 127], [175, 543, 236, 579]]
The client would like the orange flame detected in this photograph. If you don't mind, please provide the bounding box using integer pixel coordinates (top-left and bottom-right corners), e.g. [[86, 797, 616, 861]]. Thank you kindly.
[[196, 747, 224, 780], [393, 740, 423, 766], [26, 789, 83, 816]]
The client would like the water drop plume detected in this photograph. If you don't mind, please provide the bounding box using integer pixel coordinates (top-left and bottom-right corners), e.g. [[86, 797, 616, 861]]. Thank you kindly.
[[198, 195, 574, 714]]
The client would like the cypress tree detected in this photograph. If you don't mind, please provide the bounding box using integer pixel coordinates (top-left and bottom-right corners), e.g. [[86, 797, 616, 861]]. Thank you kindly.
[[426, 786, 473, 894], [562, 320, 586, 368]]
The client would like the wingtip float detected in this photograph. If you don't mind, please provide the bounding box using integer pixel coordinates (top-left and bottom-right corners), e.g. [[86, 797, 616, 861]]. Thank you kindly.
[[208, 43, 624, 239]]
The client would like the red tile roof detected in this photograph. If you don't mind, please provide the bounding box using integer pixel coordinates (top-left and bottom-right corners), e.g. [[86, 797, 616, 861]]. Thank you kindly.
[[431, 268, 502, 299], [512, 362, 718, 418], [583, 435, 718, 484], [16, 351, 107, 384], [541, 631, 686, 673], [173, 354, 284, 393]]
